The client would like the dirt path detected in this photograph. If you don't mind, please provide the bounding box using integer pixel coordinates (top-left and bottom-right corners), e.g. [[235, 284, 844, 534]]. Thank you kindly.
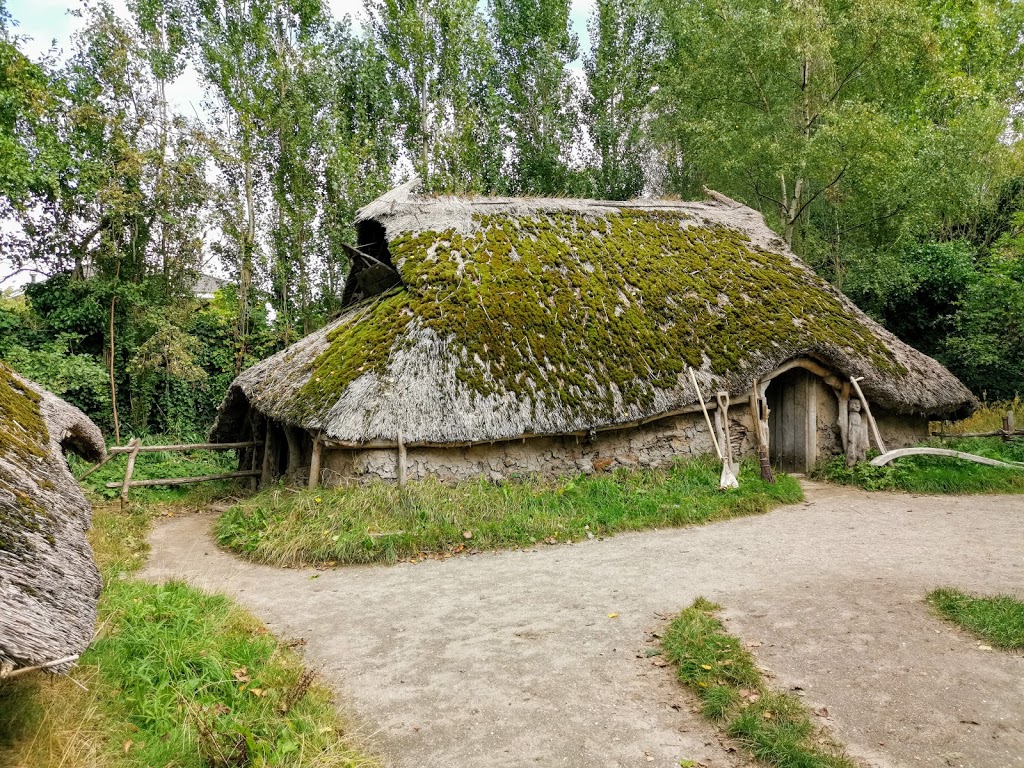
[[141, 483, 1023, 768]]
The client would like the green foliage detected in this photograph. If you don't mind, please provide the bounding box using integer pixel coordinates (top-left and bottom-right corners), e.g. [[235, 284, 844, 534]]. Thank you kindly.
[[663, 598, 855, 768], [812, 438, 1024, 494], [928, 588, 1024, 650], [3, 340, 111, 427], [215, 456, 802, 566], [294, 212, 901, 423]]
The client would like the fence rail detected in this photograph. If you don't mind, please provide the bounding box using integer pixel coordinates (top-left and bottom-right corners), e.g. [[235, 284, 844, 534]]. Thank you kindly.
[[78, 440, 258, 504]]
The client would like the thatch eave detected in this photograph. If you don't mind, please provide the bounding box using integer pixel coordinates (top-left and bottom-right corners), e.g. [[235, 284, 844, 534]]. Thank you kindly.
[[1, 363, 104, 675]]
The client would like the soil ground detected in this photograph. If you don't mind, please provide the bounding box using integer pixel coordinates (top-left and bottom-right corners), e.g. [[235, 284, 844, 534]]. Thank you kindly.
[[141, 482, 1024, 768]]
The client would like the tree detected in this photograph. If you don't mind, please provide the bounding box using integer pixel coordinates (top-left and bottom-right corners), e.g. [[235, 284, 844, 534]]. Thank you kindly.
[[650, 0, 1024, 270], [489, 0, 579, 195], [583, 0, 657, 200], [368, 0, 497, 190]]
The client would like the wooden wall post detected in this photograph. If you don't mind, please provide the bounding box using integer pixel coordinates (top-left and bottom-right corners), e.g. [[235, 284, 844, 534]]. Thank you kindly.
[[284, 426, 302, 476], [260, 425, 275, 487], [397, 427, 407, 487], [308, 434, 322, 490], [837, 382, 851, 453]]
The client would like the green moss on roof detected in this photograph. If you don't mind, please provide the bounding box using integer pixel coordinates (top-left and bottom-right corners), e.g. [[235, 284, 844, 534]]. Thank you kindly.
[[295, 211, 902, 422], [0, 362, 54, 557]]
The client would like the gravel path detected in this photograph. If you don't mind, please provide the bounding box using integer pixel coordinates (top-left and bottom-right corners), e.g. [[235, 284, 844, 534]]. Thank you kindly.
[[141, 482, 1023, 768]]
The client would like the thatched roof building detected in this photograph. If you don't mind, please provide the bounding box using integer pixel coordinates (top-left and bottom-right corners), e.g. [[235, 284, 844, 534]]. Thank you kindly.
[[214, 181, 975, 483], [1, 362, 104, 675]]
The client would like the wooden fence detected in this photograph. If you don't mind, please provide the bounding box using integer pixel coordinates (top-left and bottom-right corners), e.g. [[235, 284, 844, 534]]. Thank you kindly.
[[77, 440, 258, 504]]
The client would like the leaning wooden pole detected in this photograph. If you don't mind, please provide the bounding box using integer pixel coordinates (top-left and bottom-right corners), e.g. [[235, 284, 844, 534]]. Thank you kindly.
[[748, 380, 775, 483], [849, 376, 886, 454]]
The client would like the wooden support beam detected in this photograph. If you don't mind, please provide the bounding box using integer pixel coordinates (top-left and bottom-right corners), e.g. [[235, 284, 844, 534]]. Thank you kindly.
[[76, 450, 116, 481], [397, 428, 407, 487], [308, 435, 323, 490], [849, 377, 886, 454], [107, 441, 256, 454], [837, 382, 850, 454], [106, 470, 262, 489], [260, 427, 275, 486]]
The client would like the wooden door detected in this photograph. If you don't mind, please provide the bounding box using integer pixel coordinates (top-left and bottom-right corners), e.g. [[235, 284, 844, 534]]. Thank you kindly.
[[767, 368, 818, 474]]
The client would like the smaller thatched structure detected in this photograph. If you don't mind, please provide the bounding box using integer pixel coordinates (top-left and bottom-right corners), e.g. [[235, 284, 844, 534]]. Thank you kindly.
[[213, 181, 976, 484], [1, 362, 104, 676]]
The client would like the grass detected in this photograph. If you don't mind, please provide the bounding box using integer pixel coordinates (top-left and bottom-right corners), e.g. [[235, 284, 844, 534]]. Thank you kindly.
[[812, 436, 1024, 494], [933, 397, 1023, 436], [928, 589, 1024, 649], [215, 456, 803, 567], [0, 479, 377, 767], [663, 598, 855, 768]]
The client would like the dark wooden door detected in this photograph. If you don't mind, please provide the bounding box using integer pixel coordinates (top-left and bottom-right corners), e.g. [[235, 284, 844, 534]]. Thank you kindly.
[[767, 368, 816, 473]]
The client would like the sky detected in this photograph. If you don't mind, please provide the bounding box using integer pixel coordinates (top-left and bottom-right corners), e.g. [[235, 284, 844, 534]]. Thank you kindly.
[[6, 0, 595, 63]]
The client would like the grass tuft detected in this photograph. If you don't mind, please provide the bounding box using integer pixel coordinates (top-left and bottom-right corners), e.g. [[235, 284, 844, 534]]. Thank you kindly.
[[215, 457, 803, 567], [928, 589, 1024, 649], [812, 437, 1024, 494], [663, 598, 855, 768]]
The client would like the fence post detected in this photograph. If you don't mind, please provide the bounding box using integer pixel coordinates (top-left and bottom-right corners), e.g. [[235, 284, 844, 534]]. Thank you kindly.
[[119, 438, 142, 508]]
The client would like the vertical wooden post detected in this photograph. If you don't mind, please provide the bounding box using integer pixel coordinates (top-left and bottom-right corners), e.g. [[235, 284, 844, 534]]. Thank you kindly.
[[849, 376, 886, 454], [397, 427, 407, 487], [260, 425, 275, 487], [119, 438, 142, 508], [284, 426, 302, 476], [1003, 410, 1015, 440], [837, 382, 851, 453], [308, 434, 322, 490]]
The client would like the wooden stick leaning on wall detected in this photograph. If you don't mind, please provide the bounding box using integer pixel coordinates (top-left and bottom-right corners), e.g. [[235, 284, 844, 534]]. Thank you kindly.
[[849, 376, 886, 454], [748, 379, 775, 483]]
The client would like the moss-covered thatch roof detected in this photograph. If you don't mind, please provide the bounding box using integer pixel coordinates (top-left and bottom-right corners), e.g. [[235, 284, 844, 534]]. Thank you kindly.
[[213, 181, 975, 446], [1, 362, 104, 675]]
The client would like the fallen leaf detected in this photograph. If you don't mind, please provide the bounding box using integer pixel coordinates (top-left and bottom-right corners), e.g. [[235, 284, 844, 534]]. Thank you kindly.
[[249, 687, 266, 697], [746, 640, 762, 648], [608, 613, 618, 619], [978, 644, 993, 651], [700, 664, 713, 670], [652, 658, 669, 667], [814, 707, 830, 718], [463, 531, 473, 539], [123, 740, 132, 754], [232, 667, 250, 683], [763, 711, 774, 720]]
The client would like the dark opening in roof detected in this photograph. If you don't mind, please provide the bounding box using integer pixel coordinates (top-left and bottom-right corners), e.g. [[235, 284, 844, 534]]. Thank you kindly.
[[341, 219, 403, 308]]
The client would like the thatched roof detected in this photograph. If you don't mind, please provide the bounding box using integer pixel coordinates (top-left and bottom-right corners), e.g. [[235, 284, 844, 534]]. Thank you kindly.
[[1, 362, 104, 675], [213, 181, 975, 446]]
